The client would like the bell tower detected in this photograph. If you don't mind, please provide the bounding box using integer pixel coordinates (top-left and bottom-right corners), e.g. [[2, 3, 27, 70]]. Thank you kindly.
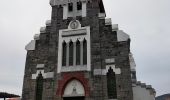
[[22, 0, 134, 100]]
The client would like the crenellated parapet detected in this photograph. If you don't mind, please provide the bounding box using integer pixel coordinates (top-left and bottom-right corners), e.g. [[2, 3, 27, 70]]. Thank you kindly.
[[132, 81, 156, 100], [50, 0, 87, 6], [132, 81, 156, 96], [49, 0, 104, 6]]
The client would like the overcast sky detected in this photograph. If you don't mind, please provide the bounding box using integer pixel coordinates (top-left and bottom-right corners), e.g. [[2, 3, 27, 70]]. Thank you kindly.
[[0, 0, 170, 97]]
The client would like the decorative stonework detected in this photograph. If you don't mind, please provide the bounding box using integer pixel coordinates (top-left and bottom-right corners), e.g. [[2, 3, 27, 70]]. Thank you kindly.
[[40, 27, 46, 33], [98, 13, 106, 19], [112, 24, 119, 31], [94, 58, 121, 75], [36, 64, 45, 69], [56, 0, 87, 19], [61, 65, 87, 72], [117, 30, 130, 42], [50, 0, 87, 6], [106, 65, 121, 74], [93, 65, 121, 75], [34, 34, 40, 40], [45, 20, 51, 26], [105, 18, 112, 25], [105, 58, 115, 64], [56, 72, 90, 97], [132, 81, 156, 100], [58, 23, 91, 73], [25, 40, 36, 51], [31, 64, 54, 79], [69, 20, 81, 29], [32, 70, 54, 79], [63, 79, 85, 97]]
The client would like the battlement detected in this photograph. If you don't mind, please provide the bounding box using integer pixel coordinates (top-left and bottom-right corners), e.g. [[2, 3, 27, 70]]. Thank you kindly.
[[50, 0, 103, 6], [132, 81, 156, 96], [50, 0, 87, 6]]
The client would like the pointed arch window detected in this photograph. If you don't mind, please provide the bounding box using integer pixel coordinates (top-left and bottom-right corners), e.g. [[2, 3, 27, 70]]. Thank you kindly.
[[107, 67, 117, 99], [83, 39, 87, 65], [69, 41, 74, 66], [58, 26, 91, 73], [76, 40, 81, 65], [36, 73, 44, 100], [77, 2, 82, 10], [68, 3, 73, 12], [62, 41, 67, 66]]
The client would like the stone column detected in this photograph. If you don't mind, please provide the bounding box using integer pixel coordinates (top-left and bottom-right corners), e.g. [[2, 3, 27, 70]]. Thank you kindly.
[[82, 1, 87, 17], [80, 41, 83, 66], [66, 43, 69, 67], [63, 4, 68, 19], [73, 42, 76, 67]]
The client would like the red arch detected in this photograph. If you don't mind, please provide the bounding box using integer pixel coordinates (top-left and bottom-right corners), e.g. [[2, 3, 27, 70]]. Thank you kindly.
[[61, 78, 85, 96], [56, 72, 90, 97]]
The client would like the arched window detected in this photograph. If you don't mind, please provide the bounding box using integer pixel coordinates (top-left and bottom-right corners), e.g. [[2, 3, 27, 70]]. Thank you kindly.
[[62, 41, 67, 66], [76, 40, 80, 65], [69, 41, 73, 66], [83, 39, 87, 65], [77, 2, 82, 10], [107, 67, 117, 99], [68, 3, 73, 12], [36, 72, 44, 100]]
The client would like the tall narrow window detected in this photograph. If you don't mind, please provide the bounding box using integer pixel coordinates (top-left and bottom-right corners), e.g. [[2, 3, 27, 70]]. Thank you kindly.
[[76, 40, 80, 65], [62, 41, 67, 66], [36, 73, 43, 100], [77, 2, 82, 10], [107, 67, 117, 99], [69, 41, 73, 66], [68, 3, 73, 12], [83, 39, 87, 65]]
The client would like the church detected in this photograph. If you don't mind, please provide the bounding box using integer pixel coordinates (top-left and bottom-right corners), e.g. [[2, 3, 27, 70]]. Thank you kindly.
[[22, 0, 156, 100]]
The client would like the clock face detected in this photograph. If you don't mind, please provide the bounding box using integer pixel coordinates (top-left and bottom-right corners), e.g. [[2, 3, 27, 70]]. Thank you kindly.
[[70, 20, 79, 29]]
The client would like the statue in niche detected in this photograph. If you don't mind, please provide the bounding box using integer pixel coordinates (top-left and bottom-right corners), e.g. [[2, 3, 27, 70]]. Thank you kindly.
[[71, 81, 78, 95]]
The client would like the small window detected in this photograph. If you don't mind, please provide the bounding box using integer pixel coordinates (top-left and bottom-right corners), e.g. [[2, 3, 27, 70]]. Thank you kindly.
[[107, 67, 117, 99], [77, 2, 82, 10], [62, 41, 67, 66], [68, 3, 73, 12], [69, 41, 74, 66], [36, 73, 43, 100], [76, 40, 81, 65], [83, 39, 87, 65]]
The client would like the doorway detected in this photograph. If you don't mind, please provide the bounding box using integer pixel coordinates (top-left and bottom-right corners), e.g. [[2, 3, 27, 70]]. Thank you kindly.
[[63, 96, 85, 100]]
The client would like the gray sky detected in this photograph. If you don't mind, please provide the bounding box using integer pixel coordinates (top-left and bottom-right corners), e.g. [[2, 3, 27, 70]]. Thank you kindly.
[[0, 0, 170, 97]]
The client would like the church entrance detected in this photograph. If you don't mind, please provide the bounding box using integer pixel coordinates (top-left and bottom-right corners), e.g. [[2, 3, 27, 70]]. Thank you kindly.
[[63, 96, 85, 100], [62, 79, 85, 100]]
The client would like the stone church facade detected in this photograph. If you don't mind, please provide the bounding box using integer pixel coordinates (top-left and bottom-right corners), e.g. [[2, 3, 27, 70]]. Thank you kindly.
[[22, 0, 155, 100]]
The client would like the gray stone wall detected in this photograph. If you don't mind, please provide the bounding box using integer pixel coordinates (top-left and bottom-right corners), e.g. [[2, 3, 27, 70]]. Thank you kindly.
[[22, 1, 133, 100]]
